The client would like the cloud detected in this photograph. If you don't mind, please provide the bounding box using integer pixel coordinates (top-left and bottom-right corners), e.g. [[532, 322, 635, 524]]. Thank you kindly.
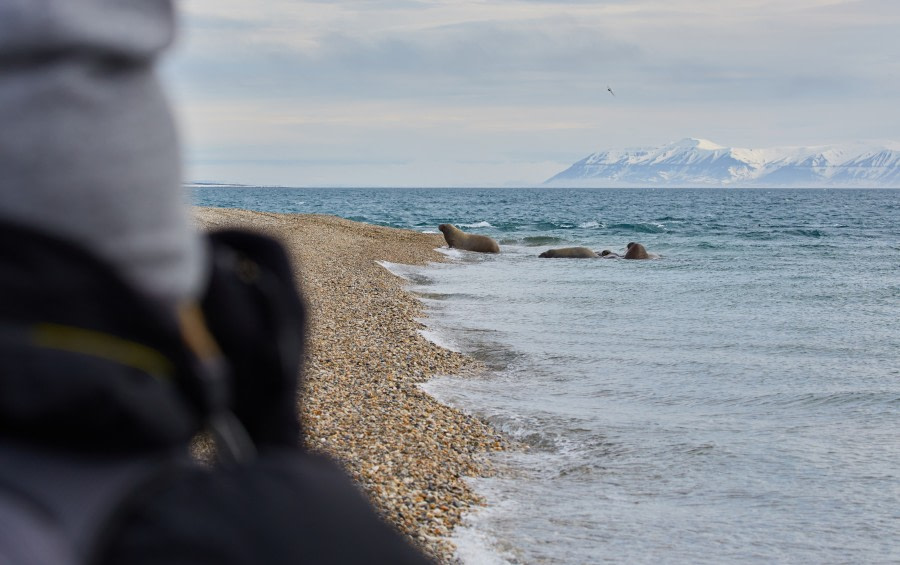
[[167, 12, 643, 104], [169, 0, 897, 105], [165, 0, 900, 185]]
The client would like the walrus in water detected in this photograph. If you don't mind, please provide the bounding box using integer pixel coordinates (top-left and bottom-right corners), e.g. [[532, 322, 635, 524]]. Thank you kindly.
[[599, 249, 621, 258], [623, 242, 660, 259], [438, 223, 500, 253], [539, 246, 599, 258]]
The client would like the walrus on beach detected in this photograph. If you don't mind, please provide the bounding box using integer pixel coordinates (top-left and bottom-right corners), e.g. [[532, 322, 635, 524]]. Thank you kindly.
[[539, 247, 599, 258], [438, 223, 500, 253], [624, 242, 660, 260]]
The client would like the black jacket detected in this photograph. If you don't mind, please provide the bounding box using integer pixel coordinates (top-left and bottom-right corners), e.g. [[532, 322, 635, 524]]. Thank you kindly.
[[0, 222, 433, 565]]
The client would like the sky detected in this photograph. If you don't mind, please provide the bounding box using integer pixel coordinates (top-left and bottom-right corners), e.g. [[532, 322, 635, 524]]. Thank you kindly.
[[162, 0, 900, 187]]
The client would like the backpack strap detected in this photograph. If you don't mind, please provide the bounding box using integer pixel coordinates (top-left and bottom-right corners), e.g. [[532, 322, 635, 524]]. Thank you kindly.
[[0, 442, 193, 565]]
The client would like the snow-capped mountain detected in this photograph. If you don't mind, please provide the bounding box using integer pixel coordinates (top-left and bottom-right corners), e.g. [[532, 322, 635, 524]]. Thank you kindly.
[[545, 138, 900, 187]]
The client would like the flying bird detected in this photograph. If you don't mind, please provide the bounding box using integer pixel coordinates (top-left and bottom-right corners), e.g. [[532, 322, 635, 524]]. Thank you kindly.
[[607, 85, 615, 96]]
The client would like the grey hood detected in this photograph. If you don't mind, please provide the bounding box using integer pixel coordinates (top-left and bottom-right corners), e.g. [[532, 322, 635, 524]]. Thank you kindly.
[[0, 0, 205, 304]]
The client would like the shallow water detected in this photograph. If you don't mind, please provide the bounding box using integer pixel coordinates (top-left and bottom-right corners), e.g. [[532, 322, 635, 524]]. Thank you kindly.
[[194, 187, 900, 564]]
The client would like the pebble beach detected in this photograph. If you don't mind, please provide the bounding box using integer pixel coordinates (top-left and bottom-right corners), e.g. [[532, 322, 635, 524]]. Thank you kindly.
[[192, 207, 507, 563]]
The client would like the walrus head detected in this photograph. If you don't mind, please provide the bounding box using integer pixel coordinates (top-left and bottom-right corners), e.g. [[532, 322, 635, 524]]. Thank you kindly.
[[623, 242, 649, 259], [438, 223, 459, 247]]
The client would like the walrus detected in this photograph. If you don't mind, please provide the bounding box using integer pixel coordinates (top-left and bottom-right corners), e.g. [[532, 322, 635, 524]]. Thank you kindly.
[[538, 246, 599, 258], [438, 223, 500, 253], [599, 249, 621, 258], [623, 242, 660, 259]]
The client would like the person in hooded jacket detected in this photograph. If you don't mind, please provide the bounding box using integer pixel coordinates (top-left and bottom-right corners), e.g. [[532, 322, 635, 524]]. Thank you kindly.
[[0, 2, 433, 564]]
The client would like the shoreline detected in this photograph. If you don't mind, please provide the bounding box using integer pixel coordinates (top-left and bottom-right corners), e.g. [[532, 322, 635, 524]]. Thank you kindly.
[[192, 207, 507, 563]]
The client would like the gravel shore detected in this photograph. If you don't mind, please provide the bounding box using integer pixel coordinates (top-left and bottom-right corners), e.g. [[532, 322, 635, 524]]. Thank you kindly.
[[193, 207, 507, 563]]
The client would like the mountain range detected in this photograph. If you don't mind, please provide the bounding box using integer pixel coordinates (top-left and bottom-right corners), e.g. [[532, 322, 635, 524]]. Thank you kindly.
[[545, 138, 900, 187]]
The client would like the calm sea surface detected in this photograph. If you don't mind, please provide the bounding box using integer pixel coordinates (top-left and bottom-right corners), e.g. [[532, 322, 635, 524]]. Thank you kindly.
[[193, 187, 900, 564]]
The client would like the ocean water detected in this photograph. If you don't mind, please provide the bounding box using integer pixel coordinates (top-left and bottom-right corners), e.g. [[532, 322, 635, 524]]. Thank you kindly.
[[193, 187, 900, 564]]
